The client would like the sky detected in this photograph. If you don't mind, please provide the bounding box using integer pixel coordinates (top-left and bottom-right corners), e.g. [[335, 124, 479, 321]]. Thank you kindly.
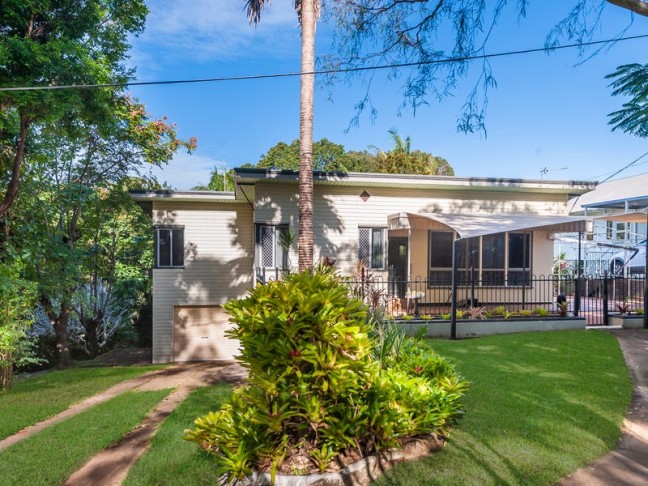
[[128, 1, 648, 190]]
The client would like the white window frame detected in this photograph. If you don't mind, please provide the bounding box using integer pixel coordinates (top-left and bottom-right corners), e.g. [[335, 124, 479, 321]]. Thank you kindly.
[[256, 224, 290, 270]]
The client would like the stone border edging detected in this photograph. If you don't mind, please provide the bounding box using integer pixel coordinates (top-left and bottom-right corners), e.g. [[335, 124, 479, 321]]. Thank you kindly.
[[240, 435, 444, 486]]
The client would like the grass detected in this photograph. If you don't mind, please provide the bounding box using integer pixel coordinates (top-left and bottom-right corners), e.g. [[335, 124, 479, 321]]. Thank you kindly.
[[0, 389, 171, 486], [0, 365, 165, 440], [123, 330, 632, 486], [124, 384, 233, 486], [373, 330, 632, 485]]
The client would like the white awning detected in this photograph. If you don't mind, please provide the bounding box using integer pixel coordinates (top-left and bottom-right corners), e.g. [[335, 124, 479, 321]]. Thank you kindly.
[[388, 212, 588, 239], [593, 208, 648, 224]]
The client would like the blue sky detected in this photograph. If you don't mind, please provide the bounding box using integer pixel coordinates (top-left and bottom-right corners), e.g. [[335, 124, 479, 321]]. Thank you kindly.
[[128, 1, 648, 190]]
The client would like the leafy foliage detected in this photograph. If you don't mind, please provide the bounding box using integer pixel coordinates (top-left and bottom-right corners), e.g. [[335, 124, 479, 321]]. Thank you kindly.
[[0, 258, 38, 389], [319, 1, 642, 132], [7, 99, 190, 365], [607, 63, 648, 138], [256, 138, 352, 171], [0, 0, 149, 217], [185, 269, 467, 480], [245, 133, 454, 176]]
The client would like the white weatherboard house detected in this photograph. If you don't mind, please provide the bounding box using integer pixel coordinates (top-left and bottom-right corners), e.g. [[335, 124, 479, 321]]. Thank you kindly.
[[132, 169, 595, 363]]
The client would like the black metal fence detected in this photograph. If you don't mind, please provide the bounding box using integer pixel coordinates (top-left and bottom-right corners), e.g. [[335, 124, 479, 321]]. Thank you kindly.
[[347, 273, 646, 325], [256, 266, 645, 326]]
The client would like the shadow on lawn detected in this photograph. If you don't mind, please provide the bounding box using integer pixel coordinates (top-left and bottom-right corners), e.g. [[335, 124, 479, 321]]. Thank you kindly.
[[373, 331, 630, 485]]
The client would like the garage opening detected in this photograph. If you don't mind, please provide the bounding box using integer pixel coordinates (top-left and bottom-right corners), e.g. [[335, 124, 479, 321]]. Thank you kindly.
[[173, 305, 239, 362]]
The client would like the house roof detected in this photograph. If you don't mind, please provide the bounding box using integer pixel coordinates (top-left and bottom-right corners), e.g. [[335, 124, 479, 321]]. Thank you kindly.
[[234, 168, 596, 195], [129, 190, 244, 204], [593, 209, 648, 224], [569, 173, 648, 213], [388, 212, 588, 239]]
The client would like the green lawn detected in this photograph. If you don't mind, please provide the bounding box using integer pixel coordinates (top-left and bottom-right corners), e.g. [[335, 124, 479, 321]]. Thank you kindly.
[[0, 389, 171, 486], [124, 330, 632, 486], [124, 384, 233, 486], [373, 330, 632, 485], [0, 365, 165, 440]]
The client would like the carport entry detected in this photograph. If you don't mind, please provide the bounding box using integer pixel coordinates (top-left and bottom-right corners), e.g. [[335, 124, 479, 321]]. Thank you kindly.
[[173, 305, 239, 362]]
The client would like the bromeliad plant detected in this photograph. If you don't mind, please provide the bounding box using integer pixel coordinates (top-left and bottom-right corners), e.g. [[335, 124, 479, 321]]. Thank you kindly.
[[185, 268, 467, 482]]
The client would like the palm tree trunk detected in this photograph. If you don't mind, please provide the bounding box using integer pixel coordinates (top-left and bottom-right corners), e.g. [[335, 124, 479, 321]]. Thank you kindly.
[[298, 0, 316, 272]]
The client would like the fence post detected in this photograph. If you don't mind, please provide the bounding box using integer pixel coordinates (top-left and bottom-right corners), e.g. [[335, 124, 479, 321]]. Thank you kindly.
[[574, 231, 582, 317], [603, 272, 609, 326], [574, 277, 580, 317]]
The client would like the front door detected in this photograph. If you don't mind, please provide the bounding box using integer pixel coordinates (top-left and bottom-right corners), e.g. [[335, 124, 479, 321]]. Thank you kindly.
[[388, 237, 408, 297]]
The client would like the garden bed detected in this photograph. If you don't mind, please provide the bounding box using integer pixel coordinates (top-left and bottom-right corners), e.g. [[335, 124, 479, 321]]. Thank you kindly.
[[393, 316, 586, 338], [608, 314, 647, 329]]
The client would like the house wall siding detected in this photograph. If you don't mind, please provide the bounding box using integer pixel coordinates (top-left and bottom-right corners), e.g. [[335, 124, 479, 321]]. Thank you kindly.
[[151, 202, 253, 363], [254, 182, 570, 275]]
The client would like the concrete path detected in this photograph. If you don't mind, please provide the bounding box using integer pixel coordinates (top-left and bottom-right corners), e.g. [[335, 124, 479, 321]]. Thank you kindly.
[[559, 329, 648, 486], [63, 361, 246, 486], [1, 361, 245, 485]]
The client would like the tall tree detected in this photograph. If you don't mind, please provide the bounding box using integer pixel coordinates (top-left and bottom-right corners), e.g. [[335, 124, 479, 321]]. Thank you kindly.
[[0, 0, 148, 219], [12, 98, 192, 367], [256, 138, 351, 171], [246, 0, 318, 271], [193, 167, 235, 191], [374, 131, 454, 176]]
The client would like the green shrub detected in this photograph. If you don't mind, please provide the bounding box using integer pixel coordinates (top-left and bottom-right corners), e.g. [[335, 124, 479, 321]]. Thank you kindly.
[[494, 306, 506, 315], [519, 309, 533, 318], [185, 269, 467, 481], [534, 307, 550, 317]]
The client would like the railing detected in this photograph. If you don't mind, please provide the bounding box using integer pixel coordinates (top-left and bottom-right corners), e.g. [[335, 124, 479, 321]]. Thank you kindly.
[[346, 274, 646, 322], [255, 266, 289, 284], [255, 268, 645, 325]]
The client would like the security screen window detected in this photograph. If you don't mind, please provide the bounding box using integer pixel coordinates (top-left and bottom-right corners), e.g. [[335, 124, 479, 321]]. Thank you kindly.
[[256, 224, 289, 269], [156, 227, 184, 268], [358, 227, 386, 269]]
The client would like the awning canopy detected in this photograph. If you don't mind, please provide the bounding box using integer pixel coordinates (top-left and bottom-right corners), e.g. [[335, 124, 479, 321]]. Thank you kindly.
[[593, 208, 648, 224], [388, 212, 588, 239]]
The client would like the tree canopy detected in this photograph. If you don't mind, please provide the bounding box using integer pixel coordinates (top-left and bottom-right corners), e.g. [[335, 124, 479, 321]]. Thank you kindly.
[[231, 133, 454, 176], [0, 0, 149, 218], [607, 63, 648, 138], [322, 1, 645, 133]]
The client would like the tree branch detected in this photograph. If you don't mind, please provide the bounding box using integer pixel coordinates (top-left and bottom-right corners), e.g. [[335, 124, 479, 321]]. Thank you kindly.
[[607, 0, 648, 17], [0, 115, 31, 218]]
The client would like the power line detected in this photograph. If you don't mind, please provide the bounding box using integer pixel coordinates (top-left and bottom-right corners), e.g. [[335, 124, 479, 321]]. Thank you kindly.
[[1, 33, 647, 92], [568, 150, 648, 213], [598, 150, 648, 185]]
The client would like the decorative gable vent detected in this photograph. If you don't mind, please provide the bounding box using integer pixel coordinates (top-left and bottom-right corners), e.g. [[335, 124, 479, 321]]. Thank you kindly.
[[360, 191, 371, 201]]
